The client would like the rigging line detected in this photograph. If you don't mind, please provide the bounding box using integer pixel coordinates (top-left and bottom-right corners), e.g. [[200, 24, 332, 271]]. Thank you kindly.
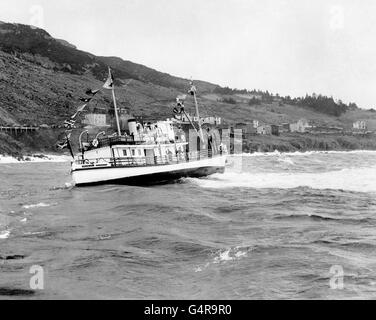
[[196, 95, 209, 118]]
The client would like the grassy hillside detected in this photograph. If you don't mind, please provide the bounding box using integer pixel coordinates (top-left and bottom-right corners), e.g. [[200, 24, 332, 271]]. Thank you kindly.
[[1, 21, 376, 155], [242, 133, 376, 153]]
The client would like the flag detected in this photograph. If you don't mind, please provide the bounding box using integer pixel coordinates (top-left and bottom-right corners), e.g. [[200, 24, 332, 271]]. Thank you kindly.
[[71, 104, 87, 119], [188, 81, 197, 96], [56, 132, 71, 149], [103, 68, 114, 89], [85, 89, 100, 96], [56, 133, 74, 157], [176, 95, 186, 109], [177, 94, 187, 101], [76, 104, 87, 112], [64, 119, 76, 129], [174, 97, 184, 115], [176, 100, 184, 109], [80, 97, 92, 103], [56, 140, 68, 150]]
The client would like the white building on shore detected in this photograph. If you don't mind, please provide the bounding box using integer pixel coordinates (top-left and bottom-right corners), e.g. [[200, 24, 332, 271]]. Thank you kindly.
[[353, 120, 367, 131]]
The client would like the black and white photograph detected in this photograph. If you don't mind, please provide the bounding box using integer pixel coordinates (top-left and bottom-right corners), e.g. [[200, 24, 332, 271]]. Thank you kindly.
[[1, 0, 376, 304]]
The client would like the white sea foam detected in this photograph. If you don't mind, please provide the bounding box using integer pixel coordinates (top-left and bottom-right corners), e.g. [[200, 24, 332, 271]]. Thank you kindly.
[[23, 231, 45, 236], [65, 182, 74, 189], [22, 202, 54, 209], [277, 157, 295, 165], [195, 247, 248, 272], [0, 154, 70, 164], [234, 150, 376, 158], [190, 166, 376, 193], [234, 250, 247, 258], [0, 230, 10, 239], [213, 248, 248, 264], [213, 249, 233, 263]]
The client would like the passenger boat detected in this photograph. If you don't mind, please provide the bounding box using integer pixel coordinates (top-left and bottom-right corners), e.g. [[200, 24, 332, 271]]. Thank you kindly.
[[67, 69, 227, 186]]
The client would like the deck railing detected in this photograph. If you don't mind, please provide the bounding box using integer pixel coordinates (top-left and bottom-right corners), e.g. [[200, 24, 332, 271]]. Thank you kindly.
[[75, 150, 220, 167], [97, 135, 145, 147]]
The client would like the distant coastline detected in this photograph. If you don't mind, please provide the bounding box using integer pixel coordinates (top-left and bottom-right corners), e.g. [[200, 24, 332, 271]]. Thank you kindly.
[[242, 133, 376, 153], [1, 131, 376, 161]]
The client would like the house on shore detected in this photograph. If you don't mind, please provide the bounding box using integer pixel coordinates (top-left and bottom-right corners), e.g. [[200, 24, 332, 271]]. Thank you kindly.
[[289, 119, 311, 133], [257, 124, 272, 135], [353, 120, 367, 131], [278, 123, 290, 133], [234, 122, 258, 135], [202, 116, 222, 125], [271, 124, 279, 136]]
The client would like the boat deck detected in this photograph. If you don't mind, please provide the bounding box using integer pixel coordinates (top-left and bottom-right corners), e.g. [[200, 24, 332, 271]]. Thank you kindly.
[[74, 150, 223, 169]]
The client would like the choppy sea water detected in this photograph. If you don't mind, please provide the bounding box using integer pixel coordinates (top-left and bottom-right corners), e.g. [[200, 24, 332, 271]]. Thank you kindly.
[[1, 150, 376, 299]]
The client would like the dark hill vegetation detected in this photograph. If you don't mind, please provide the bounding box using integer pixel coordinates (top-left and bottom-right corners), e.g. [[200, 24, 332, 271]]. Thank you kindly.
[[1, 21, 376, 156]]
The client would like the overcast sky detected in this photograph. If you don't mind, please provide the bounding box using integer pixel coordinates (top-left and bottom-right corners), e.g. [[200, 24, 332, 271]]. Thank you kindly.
[[1, 0, 376, 108]]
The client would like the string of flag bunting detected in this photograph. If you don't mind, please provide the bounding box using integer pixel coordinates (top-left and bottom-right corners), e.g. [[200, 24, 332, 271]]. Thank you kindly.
[[173, 81, 197, 117], [56, 68, 115, 156]]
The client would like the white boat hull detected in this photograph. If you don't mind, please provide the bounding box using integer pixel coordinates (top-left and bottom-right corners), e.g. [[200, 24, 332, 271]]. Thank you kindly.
[[71, 155, 226, 186]]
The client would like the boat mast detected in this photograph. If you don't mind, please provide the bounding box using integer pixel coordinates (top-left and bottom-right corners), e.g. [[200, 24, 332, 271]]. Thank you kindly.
[[108, 67, 121, 136], [191, 81, 205, 143], [112, 86, 121, 136]]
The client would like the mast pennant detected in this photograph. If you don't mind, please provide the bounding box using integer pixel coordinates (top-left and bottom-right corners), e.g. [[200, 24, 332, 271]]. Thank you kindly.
[[103, 67, 114, 89]]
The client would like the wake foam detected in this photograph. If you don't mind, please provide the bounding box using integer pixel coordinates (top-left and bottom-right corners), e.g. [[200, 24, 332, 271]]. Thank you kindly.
[[189, 166, 376, 193], [0, 154, 70, 164], [236, 150, 376, 158], [0, 230, 10, 239], [194, 247, 249, 272], [22, 202, 54, 209]]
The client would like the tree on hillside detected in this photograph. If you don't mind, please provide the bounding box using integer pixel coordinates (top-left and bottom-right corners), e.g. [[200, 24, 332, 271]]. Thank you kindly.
[[298, 94, 348, 116], [248, 97, 261, 106], [222, 97, 237, 104]]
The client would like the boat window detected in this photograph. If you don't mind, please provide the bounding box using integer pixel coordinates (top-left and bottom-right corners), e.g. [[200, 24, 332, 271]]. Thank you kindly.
[[123, 150, 127, 156], [132, 149, 135, 156]]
